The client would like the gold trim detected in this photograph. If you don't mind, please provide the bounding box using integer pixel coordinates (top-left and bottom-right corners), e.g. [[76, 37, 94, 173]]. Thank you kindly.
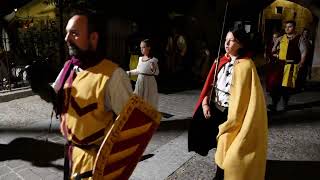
[[117, 122, 152, 142], [107, 144, 139, 164], [104, 166, 126, 180], [93, 95, 161, 180]]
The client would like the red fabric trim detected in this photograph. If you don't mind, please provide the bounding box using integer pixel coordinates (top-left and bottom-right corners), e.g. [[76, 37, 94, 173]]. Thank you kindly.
[[70, 128, 105, 145], [70, 96, 98, 117], [192, 55, 230, 116]]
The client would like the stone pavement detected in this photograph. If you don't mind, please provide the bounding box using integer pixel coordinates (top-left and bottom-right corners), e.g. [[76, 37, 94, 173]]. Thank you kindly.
[[0, 88, 199, 180], [1, 83, 320, 179]]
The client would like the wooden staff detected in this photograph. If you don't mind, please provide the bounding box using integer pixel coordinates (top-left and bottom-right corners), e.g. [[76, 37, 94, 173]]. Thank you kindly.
[[208, 0, 229, 104]]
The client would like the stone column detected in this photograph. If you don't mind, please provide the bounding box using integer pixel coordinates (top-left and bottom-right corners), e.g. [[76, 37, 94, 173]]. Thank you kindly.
[[312, 21, 320, 80], [309, 4, 320, 80]]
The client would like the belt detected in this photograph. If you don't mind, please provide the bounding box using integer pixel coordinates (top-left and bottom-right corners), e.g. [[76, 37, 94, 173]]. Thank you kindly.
[[140, 73, 155, 76], [215, 104, 227, 112], [285, 59, 297, 64], [72, 143, 100, 151], [73, 170, 93, 180], [210, 101, 228, 112]]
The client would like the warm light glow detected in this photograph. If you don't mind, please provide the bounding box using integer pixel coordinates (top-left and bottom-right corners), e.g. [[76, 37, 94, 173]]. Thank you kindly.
[[14, 9, 18, 12]]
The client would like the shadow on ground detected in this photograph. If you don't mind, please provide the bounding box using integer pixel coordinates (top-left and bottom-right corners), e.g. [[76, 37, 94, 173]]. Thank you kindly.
[[268, 100, 320, 125], [304, 81, 320, 91], [161, 112, 175, 119], [287, 100, 320, 110], [0, 137, 64, 170], [266, 160, 320, 180], [158, 118, 191, 131]]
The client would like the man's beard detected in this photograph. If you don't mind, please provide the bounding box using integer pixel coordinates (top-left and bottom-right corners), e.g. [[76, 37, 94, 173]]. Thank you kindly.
[[67, 43, 87, 59], [67, 43, 100, 68], [286, 30, 294, 35]]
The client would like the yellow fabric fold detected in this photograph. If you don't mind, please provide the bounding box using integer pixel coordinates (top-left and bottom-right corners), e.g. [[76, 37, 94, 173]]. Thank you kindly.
[[129, 55, 139, 81], [67, 59, 118, 179], [279, 35, 288, 61], [72, 146, 97, 180], [215, 59, 268, 180], [282, 64, 299, 88]]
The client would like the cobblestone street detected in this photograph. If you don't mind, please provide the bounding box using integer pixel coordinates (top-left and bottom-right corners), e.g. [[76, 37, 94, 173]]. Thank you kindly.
[[0, 84, 320, 179]]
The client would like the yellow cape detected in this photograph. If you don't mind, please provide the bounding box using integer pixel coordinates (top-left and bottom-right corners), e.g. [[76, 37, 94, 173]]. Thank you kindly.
[[215, 59, 268, 180]]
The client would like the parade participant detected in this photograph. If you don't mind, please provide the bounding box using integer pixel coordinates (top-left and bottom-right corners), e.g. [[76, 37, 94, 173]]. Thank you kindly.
[[265, 32, 282, 93], [127, 39, 159, 109], [28, 10, 132, 179], [296, 28, 313, 89], [165, 27, 187, 74], [269, 21, 307, 111], [189, 28, 268, 180], [126, 22, 142, 89]]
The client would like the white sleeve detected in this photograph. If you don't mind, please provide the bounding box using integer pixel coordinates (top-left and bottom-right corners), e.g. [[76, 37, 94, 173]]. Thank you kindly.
[[128, 68, 140, 76], [127, 57, 141, 75], [104, 67, 133, 115], [51, 68, 64, 93], [272, 36, 281, 53], [299, 37, 308, 56], [152, 58, 159, 75]]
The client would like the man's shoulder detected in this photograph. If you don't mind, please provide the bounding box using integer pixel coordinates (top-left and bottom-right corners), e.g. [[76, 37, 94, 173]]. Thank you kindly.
[[112, 67, 126, 76], [101, 59, 118, 66], [88, 59, 119, 76], [102, 59, 120, 69]]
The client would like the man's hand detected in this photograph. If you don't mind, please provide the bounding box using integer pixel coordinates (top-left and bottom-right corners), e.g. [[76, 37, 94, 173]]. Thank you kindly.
[[60, 117, 66, 136], [150, 62, 155, 73], [298, 61, 305, 68], [25, 60, 56, 103]]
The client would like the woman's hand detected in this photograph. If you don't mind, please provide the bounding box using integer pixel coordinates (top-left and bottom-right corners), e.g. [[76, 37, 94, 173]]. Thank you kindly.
[[202, 96, 211, 119], [150, 62, 155, 72], [203, 104, 211, 119], [126, 71, 131, 76]]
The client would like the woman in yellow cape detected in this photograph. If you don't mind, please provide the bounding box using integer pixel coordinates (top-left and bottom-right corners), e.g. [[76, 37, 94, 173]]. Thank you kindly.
[[188, 28, 268, 180]]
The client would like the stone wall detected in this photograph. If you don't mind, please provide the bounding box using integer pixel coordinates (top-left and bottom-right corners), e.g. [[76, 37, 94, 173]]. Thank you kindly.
[[263, 0, 313, 33], [263, 0, 320, 80], [312, 23, 320, 80]]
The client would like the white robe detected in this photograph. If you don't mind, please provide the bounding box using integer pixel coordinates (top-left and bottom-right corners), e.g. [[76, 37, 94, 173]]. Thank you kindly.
[[128, 57, 159, 109]]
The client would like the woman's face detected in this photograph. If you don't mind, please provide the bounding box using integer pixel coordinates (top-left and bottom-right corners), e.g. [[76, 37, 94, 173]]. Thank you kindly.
[[225, 32, 241, 56], [140, 41, 150, 56]]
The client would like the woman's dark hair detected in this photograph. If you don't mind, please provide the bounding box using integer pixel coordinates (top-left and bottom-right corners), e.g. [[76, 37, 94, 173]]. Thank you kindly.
[[228, 27, 250, 57], [141, 39, 153, 58]]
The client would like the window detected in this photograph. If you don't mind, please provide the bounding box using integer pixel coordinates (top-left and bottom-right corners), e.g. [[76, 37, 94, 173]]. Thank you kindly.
[[276, 6, 283, 14]]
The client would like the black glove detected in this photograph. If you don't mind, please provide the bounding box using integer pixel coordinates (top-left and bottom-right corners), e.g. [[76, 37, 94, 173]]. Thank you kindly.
[[25, 60, 56, 104]]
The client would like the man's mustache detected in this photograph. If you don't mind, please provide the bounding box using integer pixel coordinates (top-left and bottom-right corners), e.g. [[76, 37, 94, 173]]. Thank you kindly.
[[68, 42, 80, 52], [67, 43, 88, 60]]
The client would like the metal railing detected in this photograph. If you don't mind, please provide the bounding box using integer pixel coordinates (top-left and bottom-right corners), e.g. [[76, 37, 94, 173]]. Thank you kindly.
[[0, 17, 60, 92]]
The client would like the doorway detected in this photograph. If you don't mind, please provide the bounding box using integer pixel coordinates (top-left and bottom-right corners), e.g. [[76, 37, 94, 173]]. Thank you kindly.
[[264, 19, 282, 43]]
